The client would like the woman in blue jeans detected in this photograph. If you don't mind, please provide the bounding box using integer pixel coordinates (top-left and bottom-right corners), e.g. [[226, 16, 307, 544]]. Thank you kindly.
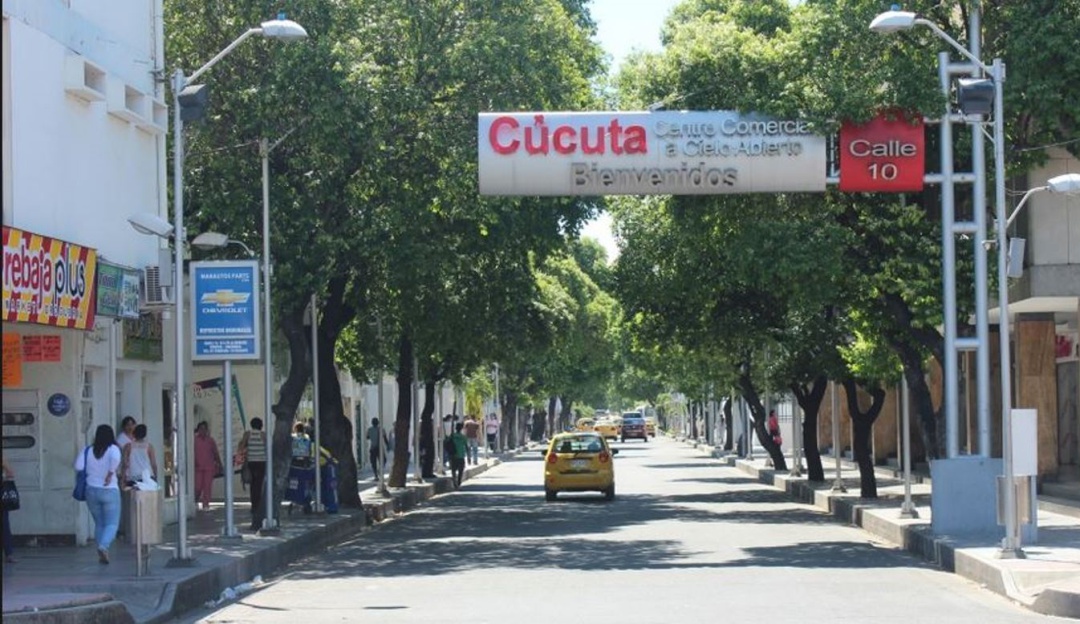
[[75, 425, 122, 564]]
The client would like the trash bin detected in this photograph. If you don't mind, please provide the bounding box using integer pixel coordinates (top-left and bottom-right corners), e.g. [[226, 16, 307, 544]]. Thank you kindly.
[[131, 489, 163, 544], [130, 488, 162, 576]]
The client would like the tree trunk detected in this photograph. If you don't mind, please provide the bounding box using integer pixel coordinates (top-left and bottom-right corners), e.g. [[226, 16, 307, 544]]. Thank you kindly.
[[503, 392, 519, 448], [722, 398, 734, 451], [893, 341, 940, 461], [792, 376, 827, 482], [736, 365, 787, 471], [531, 410, 546, 441], [389, 334, 414, 488], [559, 396, 572, 433], [420, 380, 436, 478], [842, 379, 886, 498], [314, 318, 361, 507], [547, 396, 557, 437], [275, 306, 314, 521]]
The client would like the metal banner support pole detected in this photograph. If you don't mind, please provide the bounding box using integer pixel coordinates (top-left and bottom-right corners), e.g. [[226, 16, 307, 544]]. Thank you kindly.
[[900, 375, 918, 518], [222, 361, 239, 537], [311, 293, 322, 512], [831, 381, 846, 492]]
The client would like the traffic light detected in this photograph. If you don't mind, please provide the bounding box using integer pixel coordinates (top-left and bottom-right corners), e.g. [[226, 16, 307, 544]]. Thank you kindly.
[[178, 83, 210, 122], [957, 78, 993, 116]]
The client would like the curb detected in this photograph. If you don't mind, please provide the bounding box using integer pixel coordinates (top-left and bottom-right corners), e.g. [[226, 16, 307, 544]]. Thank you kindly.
[[5, 457, 504, 624], [718, 451, 1079, 619], [147, 458, 499, 623]]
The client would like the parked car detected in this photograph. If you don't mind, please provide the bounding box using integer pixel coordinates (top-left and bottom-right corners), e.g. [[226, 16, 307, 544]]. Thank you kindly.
[[542, 432, 617, 501], [620, 415, 648, 442]]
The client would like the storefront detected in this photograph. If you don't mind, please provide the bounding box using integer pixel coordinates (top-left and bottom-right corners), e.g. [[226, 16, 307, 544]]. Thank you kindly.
[[2, 227, 172, 545]]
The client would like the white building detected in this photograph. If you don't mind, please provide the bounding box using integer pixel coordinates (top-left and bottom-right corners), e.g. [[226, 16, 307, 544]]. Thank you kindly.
[[2, 0, 176, 544]]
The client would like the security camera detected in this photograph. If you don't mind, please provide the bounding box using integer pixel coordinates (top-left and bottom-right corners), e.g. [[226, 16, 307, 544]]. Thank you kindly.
[[127, 213, 174, 239]]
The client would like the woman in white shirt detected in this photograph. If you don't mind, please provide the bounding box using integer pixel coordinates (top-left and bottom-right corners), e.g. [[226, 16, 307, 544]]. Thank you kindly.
[[74, 424, 122, 564]]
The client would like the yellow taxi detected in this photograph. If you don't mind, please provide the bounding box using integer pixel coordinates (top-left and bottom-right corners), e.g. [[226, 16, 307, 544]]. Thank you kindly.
[[593, 418, 619, 440], [575, 417, 596, 432], [644, 416, 658, 437], [543, 432, 618, 501]]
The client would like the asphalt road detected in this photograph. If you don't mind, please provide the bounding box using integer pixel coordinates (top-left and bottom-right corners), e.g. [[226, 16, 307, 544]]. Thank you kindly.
[[185, 437, 1065, 623]]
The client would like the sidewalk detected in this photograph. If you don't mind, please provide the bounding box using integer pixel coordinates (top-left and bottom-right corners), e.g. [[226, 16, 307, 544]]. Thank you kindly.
[[1, 450, 518, 624], [686, 439, 1080, 619]]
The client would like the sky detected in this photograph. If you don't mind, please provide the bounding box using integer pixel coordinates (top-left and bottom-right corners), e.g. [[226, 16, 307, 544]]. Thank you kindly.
[[579, 0, 683, 262]]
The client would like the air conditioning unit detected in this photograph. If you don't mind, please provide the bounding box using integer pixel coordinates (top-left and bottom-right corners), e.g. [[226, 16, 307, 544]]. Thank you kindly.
[[143, 265, 168, 306]]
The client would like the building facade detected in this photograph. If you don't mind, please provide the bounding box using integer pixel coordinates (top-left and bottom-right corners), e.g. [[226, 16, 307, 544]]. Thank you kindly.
[[2, 0, 175, 544]]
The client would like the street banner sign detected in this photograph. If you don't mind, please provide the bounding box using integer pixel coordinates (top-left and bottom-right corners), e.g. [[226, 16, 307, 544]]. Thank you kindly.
[[839, 112, 925, 192], [191, 260, 261, 361], [479, 110, 827, 196]]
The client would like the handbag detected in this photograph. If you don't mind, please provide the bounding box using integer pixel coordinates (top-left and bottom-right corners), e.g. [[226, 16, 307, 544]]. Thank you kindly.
[[1, 479, 19, 511], [72, 446, 90, 501]]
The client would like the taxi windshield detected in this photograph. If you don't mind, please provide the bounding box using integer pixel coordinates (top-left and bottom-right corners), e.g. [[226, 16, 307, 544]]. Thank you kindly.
[[555, 436, 604, 454]]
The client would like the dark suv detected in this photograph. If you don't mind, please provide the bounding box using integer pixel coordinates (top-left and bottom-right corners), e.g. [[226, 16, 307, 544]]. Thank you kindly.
[[620, 414, 648, 442]]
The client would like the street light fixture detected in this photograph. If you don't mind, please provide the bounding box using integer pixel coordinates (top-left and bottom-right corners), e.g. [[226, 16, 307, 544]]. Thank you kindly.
[[870, 8, 1021, 558], [191, 231, 256, 257], [164, 13, 307, 563], [1004, 173, 1080, 229]]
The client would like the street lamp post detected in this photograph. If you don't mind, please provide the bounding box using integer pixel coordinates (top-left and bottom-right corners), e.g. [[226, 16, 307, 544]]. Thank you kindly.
[[167, 15, 307, 561], [869, 9, 1057, 558]]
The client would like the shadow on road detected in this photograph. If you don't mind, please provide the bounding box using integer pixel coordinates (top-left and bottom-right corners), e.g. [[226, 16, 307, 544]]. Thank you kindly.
[[283, 477, 921, 581]]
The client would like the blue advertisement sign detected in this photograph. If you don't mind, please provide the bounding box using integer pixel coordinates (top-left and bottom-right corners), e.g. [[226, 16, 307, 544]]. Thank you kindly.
[[190, 260, 261, 361]]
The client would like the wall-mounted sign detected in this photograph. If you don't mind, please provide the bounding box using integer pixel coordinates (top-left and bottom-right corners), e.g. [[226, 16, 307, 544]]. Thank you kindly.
[[2, 333, 22, 387], [47, 393, 71, 416], [191, 260, 261, 361], [96, 261, 141, 319], [2, 226, 98, 329], [839, 112, 925, 192], [123, 313, 163, 361], [20, 335, 61, 362], [478, 111, 827, 196]]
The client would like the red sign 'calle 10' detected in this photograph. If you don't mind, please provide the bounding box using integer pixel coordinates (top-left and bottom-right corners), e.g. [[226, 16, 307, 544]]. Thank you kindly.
[[839, 112, 925, 192]]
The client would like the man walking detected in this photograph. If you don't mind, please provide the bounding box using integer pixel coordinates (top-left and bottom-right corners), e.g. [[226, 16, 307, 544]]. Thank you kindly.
[[448, 422, 468, 489], [367, 418, 390, 477], [463, 416, 481, 465]]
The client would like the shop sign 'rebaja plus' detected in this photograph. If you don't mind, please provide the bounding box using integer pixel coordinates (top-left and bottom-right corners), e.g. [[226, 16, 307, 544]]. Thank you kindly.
[[839, 112, 925, 192], [478, 111, 827, 196], [2, 226, 98, 330]]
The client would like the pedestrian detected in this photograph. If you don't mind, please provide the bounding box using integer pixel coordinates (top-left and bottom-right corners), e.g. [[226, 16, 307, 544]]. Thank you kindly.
[[485, 413, 500, 452], [122, 424, 158, 486], [2, 457, 16, 563], [768, 409, 782, 447], [367, 418, 390, 476], [75, 424, 122, 564], [237, 418, 268, 531], [441, 414, 458, 468], [463, 416, 480, 465], [291, 422, 313, 468], [193, 421, 222, 511], [116, 415, 137, 449], [448, 422, 468, 488]]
